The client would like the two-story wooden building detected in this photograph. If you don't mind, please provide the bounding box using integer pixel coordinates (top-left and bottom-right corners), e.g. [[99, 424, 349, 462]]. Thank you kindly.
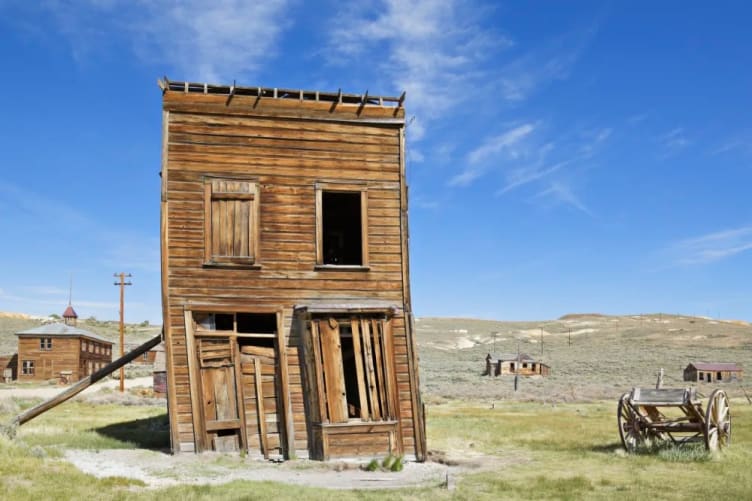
[[159, 79, 425, 461], [16, 323, 113, 382]]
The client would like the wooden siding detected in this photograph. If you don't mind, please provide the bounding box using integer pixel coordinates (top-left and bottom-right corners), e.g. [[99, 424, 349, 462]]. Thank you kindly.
[[161, 89, 423, 460], [17, 337, 112, 382]]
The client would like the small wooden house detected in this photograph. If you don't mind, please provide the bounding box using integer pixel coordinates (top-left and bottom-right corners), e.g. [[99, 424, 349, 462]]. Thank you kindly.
[[684, 362, 742, 383], [159, 79, 425, 461], [15, 323, 113, 382], [485, 353, 550, 377], [0, 354, 17, 382], [126, 343, 159, 365]]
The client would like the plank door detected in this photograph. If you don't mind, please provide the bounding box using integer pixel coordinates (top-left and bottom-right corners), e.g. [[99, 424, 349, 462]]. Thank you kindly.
[[239, 344, 281, 458], [198, 337, 243, 452]]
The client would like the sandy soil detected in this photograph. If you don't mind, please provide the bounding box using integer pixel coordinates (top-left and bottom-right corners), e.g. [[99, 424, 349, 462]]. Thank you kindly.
[[0, 376, 154, 399], [63, 448, 454, 490]]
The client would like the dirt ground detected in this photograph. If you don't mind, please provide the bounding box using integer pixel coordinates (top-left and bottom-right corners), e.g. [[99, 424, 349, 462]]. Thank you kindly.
[[62, 448, 461, 490], [0, 376, 154, 399]]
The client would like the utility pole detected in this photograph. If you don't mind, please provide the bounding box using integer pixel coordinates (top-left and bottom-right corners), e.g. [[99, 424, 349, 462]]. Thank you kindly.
[[514, 341, 520, 392], [540, 327, 543, 356], [113, 273, 132, 393]]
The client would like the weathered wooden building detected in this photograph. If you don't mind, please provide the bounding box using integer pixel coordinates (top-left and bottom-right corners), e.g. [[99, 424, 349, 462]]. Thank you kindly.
[[15, 324, 113, 382], [684, 362, 743, 383], [126, 343, 159, 365], [485, 353, 550, 377], [1, 354, 17, 382], [159, 79, 425, 461]]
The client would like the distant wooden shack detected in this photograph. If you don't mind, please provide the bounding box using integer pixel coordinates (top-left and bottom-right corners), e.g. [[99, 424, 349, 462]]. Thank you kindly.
[[159, 79, 425, 461], [15, 324, 113, 382], [126, 343, 159, 365], [684, 362, 742, 383], [485, 353, 550, 377], [0, 354, 18, 382]]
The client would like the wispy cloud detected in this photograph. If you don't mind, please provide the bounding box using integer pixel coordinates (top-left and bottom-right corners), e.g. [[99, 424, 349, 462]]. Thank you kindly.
[[711, 130, 752, 157], [659, 127, 690, 155], [14, 1, 292, 82], [21, 286, 69, 296], [534, 181, 592, 215], [328, 0, 511, 139], [450, 123, 536, 186], [670, 226, 752, 265], [498, 47, 581, 102], [499, 158, 571, 194], [451, 120, 610, 202]]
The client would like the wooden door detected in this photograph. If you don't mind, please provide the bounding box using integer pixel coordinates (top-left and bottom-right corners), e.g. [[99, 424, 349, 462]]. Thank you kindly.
[[239, 344, 281, 458], [198, 337, 243, 452]]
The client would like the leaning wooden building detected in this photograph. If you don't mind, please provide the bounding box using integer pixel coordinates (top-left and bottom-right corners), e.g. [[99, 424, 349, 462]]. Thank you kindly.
[[159, 79, 425, 461]]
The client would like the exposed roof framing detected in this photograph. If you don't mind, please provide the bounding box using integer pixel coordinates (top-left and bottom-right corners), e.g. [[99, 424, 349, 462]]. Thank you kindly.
[[158, 77, 405, 109]]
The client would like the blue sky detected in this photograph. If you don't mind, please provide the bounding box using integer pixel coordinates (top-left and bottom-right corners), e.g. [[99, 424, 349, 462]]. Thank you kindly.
[[0, 1, 750, 323]]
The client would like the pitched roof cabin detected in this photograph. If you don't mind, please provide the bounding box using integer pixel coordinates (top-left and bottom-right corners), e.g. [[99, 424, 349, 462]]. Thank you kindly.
[[15, 323, 113, 382], [485, 352, 550, 377], [684, 362, 743, 383], [159, 79, 425, 461]]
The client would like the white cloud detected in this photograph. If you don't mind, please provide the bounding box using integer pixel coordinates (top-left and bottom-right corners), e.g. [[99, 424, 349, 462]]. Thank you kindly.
[[467, 124, 536, 165], [21, 286, 69, 296], [534, 181, 592, 215], [498, 159, 570, 194], [449, 123, 536, 186], [499, 49, 580, 102], [25, 1, 292, 82], [659, 127, 690, 154], [328, 0, 511, 140], [671, 226, 752, 265]]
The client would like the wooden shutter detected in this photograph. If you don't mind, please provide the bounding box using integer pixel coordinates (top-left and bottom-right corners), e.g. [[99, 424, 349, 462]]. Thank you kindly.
[[204, 178, 258, 264]]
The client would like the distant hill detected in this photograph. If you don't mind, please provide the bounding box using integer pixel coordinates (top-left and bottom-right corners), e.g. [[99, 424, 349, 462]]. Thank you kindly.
[[0, 312, 161, 356], [415, 313, 752, 402]]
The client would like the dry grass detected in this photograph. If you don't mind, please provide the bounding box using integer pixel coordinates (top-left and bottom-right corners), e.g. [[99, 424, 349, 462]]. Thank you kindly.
[[416, 314, 752, 402]]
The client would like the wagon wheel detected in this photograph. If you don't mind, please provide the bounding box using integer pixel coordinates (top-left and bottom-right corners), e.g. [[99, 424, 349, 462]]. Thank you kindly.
[[704, 389, 731, 451], [618, 393, 643, 452]]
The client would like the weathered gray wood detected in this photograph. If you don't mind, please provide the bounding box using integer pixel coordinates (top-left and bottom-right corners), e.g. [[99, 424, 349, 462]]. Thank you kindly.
[[12, 334, 162, 426]]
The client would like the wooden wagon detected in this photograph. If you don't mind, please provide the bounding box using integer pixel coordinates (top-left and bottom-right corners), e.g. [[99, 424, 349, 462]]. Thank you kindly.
[[617, 387, 730, 452]]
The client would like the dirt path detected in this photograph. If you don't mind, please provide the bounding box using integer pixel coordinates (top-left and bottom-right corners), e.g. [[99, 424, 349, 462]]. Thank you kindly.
[[64, 449, 451, 490], [0, 377, 154, 399]]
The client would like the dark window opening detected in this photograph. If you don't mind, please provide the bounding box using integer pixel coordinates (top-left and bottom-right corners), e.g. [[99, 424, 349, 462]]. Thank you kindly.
[[717, 372, 722, 381], [238, 335, 275, 350], [340, 335, 362, 418], [522, 363, 528, 369], [40, 338, 52, 350], [322, 191, 362, 265], [699, 372, 704, 381], [237, 313, 277, 334], [22, 360, 34, 375], [510, 363, 515, 372]]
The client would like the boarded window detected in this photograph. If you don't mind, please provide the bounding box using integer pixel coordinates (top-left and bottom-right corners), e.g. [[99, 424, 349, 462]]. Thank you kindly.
[[309, 317, 397, 423], [315, 184, 368, 267], [40, 338, 52, 350], [22, 360, 34, 375], [204, 178, 259, 266]]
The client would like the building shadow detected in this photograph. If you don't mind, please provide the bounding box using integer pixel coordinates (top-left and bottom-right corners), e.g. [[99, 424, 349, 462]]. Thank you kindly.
[[95, 413, 170, 451]]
